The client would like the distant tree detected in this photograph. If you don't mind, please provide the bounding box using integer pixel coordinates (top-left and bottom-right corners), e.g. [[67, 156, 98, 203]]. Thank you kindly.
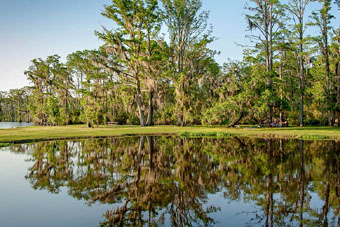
[[0, 89, 30, 122], [25, 58, 51, 125], [68, 50, 113, 127], [25, 55, 74, 125]]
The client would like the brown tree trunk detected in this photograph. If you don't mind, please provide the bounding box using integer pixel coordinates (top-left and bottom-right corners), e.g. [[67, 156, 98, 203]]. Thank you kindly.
[[17, 98, 22, 123], [146, 28, 155, 128], [146, 89, 154, 126], [279, 50, 284, 123], [26, 96, 30, 123], [176, 84, 185, 127], [263, 2, 274, 125], [228, 112, 244, 128], [321, 11, 332, 126], [136, 80, 145, 127], [336, 32, 340, 126], [298, 16, 305, 127], [176, 37, 185, 127], [0, 100, 2, 122], [177, 109, 184, 126], [268, 3, 273, 125]]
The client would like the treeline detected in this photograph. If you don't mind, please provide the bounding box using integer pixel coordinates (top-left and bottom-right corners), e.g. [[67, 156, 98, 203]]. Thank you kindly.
[[1, 0, 340, 127], [0, 87, 31, 122]]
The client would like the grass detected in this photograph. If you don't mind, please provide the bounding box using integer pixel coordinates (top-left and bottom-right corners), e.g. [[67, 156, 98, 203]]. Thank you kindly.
[[1, 125, 340, 145]]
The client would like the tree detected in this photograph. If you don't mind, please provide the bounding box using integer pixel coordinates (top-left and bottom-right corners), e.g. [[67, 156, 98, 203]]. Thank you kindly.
[[0, 88, 31, 122], [335, 0, 340, 125], [310, 0, 334, 125], [141, 2, 163, 126], [68, 49, 120, 127], [285, 0, 313, 127], [25, 55, 75, 125], [25, 57, 52, 125], [96, 0, 161, 127], [162, 0, 209, 126], [245, 0, 284, 124]]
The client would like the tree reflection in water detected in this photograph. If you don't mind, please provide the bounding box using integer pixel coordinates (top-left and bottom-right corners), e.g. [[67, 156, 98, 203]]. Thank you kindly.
[[11, 136, 340, 226]]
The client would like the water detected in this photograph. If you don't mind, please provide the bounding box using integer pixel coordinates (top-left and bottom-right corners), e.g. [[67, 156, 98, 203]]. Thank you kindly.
[[0, 122, 33, 129], [0, 136, 339, 227]]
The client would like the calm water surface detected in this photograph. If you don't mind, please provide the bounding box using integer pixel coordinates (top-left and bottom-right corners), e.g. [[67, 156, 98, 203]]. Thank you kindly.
[[0, 136, 339, 226], [0, 122, 33, 129]]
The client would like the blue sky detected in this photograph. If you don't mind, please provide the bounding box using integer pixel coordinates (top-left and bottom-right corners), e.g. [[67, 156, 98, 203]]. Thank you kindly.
[[0, 0, 338, 91]]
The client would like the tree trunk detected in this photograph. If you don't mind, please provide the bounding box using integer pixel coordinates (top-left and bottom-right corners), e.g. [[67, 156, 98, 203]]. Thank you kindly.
[[325, 58, 333, 126], [336, 32, 340, 126], [293, 0, 307, 127], [10, 102, 14, 122], [26, 96, 30, 123], [177, 108, 184, 126], [17, 98, 22, 123], [176, 39, 185, 127], [136, 80, 145, 127], [299, 91, 304, 127], [146, 28, 155, 128], [279, 50, 284, 123], [176, 85, 185, 127], [228, 112, 244, 128], [146, 89, 154, 126], [322, 13, 332, 126], [299, 21, 305, 127], [268, 3, 273, 125], [0, 100, 2, 122]]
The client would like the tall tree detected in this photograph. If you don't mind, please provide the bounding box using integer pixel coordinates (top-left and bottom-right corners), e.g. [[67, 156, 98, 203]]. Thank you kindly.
[[162, 0, 209, 126], [335, 0, 340, 125], [96, 0, 160, 127], [245, 0, 284, 124], [310, 0, 334, 125], [286, 0, 312, 127], [137, 1, 162, 126], [25, 58, 52, 125]]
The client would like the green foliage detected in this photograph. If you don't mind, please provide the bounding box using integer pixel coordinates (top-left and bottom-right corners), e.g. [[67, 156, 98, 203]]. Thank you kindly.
[[24, 55, 76, 125]]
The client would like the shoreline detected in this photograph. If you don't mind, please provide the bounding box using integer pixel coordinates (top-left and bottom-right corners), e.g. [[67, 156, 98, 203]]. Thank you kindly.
[[1, 125, 340, 145]]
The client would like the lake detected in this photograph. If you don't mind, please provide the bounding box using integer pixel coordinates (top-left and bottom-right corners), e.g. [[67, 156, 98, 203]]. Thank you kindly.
[[0, 122, 33, 129], [0, 136, 339, 226]]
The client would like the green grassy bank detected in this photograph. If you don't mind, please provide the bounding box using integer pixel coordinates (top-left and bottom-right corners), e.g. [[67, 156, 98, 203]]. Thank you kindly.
[[1, 125, 340, 146]]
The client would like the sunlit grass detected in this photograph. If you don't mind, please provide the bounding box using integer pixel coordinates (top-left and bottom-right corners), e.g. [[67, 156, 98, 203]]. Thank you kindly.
[[0, 124, 340, 144]]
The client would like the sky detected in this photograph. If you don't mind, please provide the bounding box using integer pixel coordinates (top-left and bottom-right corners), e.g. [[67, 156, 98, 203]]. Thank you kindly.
[[0, 0, 338, 91]]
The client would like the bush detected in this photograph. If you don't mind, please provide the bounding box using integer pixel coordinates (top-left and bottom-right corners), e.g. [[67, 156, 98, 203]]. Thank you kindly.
[[287, 111, 298, 126], [126, 114, 140, 125]]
